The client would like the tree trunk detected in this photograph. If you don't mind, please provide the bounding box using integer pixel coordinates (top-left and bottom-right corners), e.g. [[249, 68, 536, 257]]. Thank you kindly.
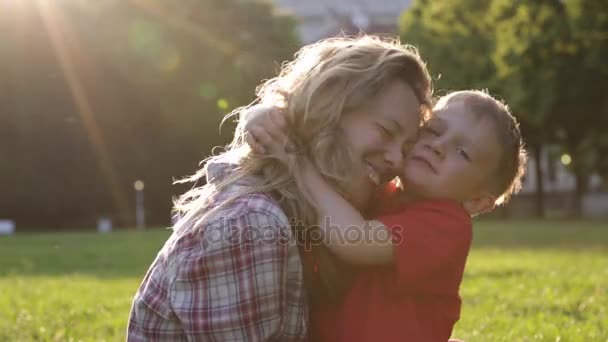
[[573, 171, 588, 218], [499, 201, 511, 219], [532, 144, 545, 218]]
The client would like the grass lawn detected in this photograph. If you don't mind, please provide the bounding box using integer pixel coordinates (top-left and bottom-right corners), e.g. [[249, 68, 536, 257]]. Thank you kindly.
[[0, 221, 607, 341]]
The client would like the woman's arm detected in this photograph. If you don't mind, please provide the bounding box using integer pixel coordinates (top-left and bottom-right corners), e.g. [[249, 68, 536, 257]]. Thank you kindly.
[[298, 159, 394, 265]]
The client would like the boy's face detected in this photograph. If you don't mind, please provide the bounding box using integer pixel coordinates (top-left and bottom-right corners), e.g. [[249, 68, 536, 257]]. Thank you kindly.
[[402, 99, 501, 212]]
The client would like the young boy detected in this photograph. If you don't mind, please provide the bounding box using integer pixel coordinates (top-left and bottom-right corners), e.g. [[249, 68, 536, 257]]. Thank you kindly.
[[245, 90, 527, 341]]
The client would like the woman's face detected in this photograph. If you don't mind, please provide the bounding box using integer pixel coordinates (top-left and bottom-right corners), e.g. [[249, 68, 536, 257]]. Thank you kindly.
[[339, 80, 422, 208]]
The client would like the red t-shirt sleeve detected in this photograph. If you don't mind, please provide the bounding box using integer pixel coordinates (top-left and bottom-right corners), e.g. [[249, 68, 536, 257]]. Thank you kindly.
[[377, 199, 472, 291]]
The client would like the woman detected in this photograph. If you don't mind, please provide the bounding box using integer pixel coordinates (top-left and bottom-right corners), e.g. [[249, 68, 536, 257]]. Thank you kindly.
[[127, 35, 432, 341]]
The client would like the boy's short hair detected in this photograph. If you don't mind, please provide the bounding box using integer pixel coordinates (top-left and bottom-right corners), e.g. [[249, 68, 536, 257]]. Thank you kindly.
[[436, 90, 527, 206]]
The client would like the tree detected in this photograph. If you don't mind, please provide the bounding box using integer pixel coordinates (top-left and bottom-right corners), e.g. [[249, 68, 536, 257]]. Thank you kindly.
[[554, 0, 608, 214], [489, 0, 570, 218], [399, 0, 498, 92], [492, 0, 608, 217]]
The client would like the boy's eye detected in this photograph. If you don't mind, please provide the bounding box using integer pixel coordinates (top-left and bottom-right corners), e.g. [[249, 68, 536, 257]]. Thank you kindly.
[[378, 125, 392, 138], [458, 148, 471, 161]]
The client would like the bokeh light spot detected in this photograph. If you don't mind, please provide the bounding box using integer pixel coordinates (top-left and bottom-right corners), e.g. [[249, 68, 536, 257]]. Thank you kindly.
[[134, 180, 145, 191], [128, 19, 163, 58], [561, 154, 572, 166], [156, 46, 181, 72], [198, 83, 218, 100], [217, 98, 229, 110]]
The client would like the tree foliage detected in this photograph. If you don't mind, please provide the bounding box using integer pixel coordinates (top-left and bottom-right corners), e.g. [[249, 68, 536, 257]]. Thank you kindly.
[[491, 0, 608, 214], [399, 0, 498, 92]]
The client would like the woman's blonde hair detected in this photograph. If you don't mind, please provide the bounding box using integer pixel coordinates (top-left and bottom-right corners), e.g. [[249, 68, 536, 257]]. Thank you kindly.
[[173, 35, 432, 302]]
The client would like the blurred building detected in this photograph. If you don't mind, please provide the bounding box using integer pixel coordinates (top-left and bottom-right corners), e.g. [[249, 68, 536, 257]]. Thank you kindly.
[[273, 0, 412, 43], [520, 149, 603, 195], [513, 147, 607, 219]]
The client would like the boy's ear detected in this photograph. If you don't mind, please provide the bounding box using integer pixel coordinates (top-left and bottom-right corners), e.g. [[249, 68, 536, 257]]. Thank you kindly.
[[462, 194, 496, 216]]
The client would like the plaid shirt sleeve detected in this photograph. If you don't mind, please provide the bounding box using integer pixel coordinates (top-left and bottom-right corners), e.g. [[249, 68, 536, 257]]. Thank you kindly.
[[128, 199, 308, 341]]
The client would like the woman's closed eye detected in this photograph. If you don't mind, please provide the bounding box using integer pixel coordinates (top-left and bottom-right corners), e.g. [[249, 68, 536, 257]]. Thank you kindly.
[[377, 124, 393, 138], [422, 126, 440, 136]]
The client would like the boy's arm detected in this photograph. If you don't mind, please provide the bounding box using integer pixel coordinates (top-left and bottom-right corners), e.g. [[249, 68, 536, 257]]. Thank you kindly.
[[240, 105, 288, 155], [299, 159, 394, 265], [240, 109, 394, 264]]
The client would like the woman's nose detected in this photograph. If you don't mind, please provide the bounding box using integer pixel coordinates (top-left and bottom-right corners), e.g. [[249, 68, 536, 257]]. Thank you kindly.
[[426, 140, 445, 158], [384, 143, 404, 169]]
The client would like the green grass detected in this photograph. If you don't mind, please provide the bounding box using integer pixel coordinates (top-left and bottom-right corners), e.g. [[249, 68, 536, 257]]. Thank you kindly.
[[0, 229, 171, 341], [1, 221, 607, 341], [454, 220, 608, 341]]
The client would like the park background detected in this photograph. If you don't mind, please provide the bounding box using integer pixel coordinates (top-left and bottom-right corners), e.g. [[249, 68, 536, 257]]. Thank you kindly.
[[1, 0, 607, 340]]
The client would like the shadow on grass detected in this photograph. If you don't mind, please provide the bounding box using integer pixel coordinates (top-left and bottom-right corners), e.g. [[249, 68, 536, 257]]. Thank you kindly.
[[2, 220, 607, 278], [0, 229, 172, 278], [466, 268, 528, 280], [513, 303, 589, 322], [471, 219, 608, 250]]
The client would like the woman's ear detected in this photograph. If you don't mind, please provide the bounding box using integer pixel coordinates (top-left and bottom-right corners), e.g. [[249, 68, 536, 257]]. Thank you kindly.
[[462, 194, 496, 216]]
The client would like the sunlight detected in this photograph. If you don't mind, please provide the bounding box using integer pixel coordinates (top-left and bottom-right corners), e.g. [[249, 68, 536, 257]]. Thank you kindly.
[[34, 0, 130, 218], [0, 0, 27, 34], [2, 0, 24, 9]]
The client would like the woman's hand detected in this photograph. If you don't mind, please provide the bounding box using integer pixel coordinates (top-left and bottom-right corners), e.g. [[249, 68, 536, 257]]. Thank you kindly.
[[242, 105, 291, 157]]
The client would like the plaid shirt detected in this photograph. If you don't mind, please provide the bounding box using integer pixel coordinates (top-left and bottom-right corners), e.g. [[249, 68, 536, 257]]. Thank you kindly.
[[128, 161, 308, 341]]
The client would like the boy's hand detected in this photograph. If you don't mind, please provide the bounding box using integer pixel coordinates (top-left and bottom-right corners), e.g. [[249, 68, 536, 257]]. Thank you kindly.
[[242, 105, 290, 156]]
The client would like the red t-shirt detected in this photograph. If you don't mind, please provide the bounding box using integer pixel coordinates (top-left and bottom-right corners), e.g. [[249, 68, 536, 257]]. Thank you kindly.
[[311, 196, 472, 342]]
